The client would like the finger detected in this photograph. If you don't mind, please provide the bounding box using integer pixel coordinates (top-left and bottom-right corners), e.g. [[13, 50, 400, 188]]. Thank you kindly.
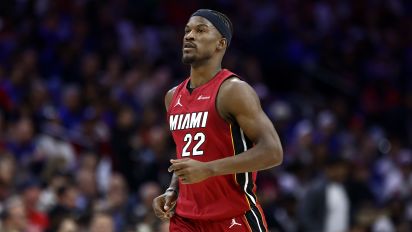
[[164, 202, 175, 211], [170, 158, 190, 163], [164, 197, 176, 211], [152, 200, 164, 212], [180, 176, 191, 184], [168, 164, 178, 172], [166, 211, 175, 218], [154, 210, 168, 219], [159, 214, 171, 221], [168, 163, 186, 172], [174, 168, 187, 176], [154, 206, 167, 216], [155, 208, 173, 220]]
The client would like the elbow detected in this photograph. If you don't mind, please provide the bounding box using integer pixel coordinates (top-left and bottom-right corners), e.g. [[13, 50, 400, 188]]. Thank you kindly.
[[266, 144, 283, 167]]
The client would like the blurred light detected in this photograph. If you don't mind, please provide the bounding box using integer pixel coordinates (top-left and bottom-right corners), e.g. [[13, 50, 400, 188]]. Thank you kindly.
[[295, 119, 313, 138], [317, 110, 336, 128], [269, 101, 292, 121], [378, 139, 391, 154]]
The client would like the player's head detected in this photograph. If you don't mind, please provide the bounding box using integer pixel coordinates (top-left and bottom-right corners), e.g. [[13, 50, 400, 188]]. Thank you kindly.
[[182, 9, 233, 65]]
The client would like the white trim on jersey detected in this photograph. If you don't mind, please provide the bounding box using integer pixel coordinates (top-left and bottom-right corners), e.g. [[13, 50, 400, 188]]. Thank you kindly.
[[240, 128, 263, 232], [240, 129, 257, 205]]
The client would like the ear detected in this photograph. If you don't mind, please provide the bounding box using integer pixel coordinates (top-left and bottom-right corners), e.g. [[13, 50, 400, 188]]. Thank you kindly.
[[217, 38, 227, 51]]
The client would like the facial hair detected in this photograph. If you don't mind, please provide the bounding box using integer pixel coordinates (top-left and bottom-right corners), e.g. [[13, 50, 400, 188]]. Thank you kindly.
[[182, 54, 196, 64]]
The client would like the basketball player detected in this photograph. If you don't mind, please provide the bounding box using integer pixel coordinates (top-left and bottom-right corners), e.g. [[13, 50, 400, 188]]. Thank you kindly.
[[152, 9, 283, 232]]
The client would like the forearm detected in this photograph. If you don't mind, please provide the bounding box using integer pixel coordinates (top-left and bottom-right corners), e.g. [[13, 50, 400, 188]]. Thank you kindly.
[[167, 172, 179, 191], [208, 143, 282, 176]]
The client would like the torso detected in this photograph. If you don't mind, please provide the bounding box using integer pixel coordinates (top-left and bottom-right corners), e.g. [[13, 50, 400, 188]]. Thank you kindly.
[[167, 69, 260, 220]]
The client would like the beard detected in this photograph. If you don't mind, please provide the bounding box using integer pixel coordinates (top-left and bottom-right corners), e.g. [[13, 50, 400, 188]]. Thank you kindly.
[[182, 51, 214, 65], [182, 53, 196, 64]]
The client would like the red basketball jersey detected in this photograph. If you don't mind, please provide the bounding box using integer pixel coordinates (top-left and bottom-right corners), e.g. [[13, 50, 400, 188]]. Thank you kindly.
[[167, 69, 264, 221]]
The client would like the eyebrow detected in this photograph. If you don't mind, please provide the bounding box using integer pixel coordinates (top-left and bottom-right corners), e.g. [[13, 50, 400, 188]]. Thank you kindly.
[[185, 24, 211, 29]]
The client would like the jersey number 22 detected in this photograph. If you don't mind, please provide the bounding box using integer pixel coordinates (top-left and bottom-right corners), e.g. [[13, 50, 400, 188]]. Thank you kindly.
[[182, 132, 205, 157]]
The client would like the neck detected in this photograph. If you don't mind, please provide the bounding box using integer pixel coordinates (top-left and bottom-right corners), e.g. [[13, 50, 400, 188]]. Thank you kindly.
[[189, 59, 222, 88]]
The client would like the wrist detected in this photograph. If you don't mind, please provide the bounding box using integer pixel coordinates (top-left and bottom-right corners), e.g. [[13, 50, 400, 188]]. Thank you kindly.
[[206, 161, 218, 177], [166, 187, 178, 195]]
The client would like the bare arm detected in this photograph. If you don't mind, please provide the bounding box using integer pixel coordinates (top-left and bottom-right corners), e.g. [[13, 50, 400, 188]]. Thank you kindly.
[[164, 86, 179, 191], [169, 78, 283, 183], [209, 78, 283, 175], [152, 87, 179, 220]]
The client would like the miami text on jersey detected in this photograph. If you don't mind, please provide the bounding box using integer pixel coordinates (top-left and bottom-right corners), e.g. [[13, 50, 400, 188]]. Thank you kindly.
[[169, 112, 209, 131]]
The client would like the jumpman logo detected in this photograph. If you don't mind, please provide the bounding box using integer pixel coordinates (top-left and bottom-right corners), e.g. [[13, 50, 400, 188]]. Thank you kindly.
[[229, 218, 242, 228], [174, 95, 183, 107]]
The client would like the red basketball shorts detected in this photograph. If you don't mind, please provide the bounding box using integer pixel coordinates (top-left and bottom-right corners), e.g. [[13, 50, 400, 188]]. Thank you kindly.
[[169, 209, 267, 232]]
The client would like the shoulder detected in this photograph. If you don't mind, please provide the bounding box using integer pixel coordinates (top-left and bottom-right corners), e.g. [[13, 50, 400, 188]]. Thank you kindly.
[[217, 77, 261, 120], [219, 77, 259, 105], [165, 86, 178, 110], [166, 86, 178, 98], [219, 77, 259, 102], [219, 77, 251, 94]]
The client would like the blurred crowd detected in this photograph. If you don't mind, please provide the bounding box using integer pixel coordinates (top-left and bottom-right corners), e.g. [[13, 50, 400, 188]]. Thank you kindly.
[[0, 0, 411, 231]]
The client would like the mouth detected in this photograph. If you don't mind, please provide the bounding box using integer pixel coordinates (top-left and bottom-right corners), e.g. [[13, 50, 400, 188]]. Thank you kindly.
[[183, 47, 195, 52], [183, 42, 196, 49]]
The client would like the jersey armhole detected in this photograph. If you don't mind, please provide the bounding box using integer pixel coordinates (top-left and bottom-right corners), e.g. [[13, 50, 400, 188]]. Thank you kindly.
[[215, 75, 239, 124], [166, 86, 180, 115]]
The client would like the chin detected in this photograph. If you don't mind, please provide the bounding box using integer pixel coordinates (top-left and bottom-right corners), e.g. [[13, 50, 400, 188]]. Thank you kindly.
[[182, 55, 195, 64]]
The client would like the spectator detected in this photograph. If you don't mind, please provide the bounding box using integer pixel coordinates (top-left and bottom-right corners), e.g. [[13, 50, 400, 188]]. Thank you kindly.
[[38, 172, 70, 213], [34, 114, 76, 172], [76, 167, 98, 213], [20, 179, 49, 231], [95, 173, 129, 232], [1, 196, 29, 232], [111, 106, 139, 191], [48, 184, 80, 231], [89, 212, 114, 232], [56, 217, 78, 232], [299, 156, 350, 232], [6, 117, 37, 169], [135, 182, 162, 231], [0, 154, 16, 204]]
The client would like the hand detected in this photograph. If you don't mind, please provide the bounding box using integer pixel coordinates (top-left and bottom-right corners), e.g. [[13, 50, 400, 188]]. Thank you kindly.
[[168, 158, 214, 184], [152, 190, 178, 220]]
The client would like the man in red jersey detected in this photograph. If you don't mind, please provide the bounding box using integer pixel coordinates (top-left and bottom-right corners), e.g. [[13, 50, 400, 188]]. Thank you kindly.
[[152, 9, 283, 232]]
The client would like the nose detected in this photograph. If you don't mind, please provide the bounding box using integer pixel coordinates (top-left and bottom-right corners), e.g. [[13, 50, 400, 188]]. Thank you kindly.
[[184, 30, 194, 41]]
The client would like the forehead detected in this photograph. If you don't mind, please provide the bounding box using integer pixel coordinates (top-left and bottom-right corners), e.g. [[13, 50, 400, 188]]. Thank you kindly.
[[186, 16, 214, 28]]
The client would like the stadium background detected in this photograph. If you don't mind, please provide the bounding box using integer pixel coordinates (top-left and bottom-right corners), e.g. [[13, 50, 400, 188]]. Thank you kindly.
[[0, 0, 411, 231]]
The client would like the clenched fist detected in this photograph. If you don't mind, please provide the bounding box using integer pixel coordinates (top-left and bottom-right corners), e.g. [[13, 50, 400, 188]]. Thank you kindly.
[[152, 190, 178, 220]]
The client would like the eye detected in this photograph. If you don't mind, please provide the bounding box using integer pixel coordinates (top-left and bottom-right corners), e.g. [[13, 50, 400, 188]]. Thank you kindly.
[[184, 29, 190, 34], [197, 28, 205, 33]]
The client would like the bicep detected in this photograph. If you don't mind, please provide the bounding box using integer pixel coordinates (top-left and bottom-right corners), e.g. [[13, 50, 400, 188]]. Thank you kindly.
[[219, 80, 279, 145], [236, 106, 277, 145]]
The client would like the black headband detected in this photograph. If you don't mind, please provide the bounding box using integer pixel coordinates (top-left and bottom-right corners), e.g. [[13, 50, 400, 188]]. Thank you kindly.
[[192, 9, 232, 46]]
